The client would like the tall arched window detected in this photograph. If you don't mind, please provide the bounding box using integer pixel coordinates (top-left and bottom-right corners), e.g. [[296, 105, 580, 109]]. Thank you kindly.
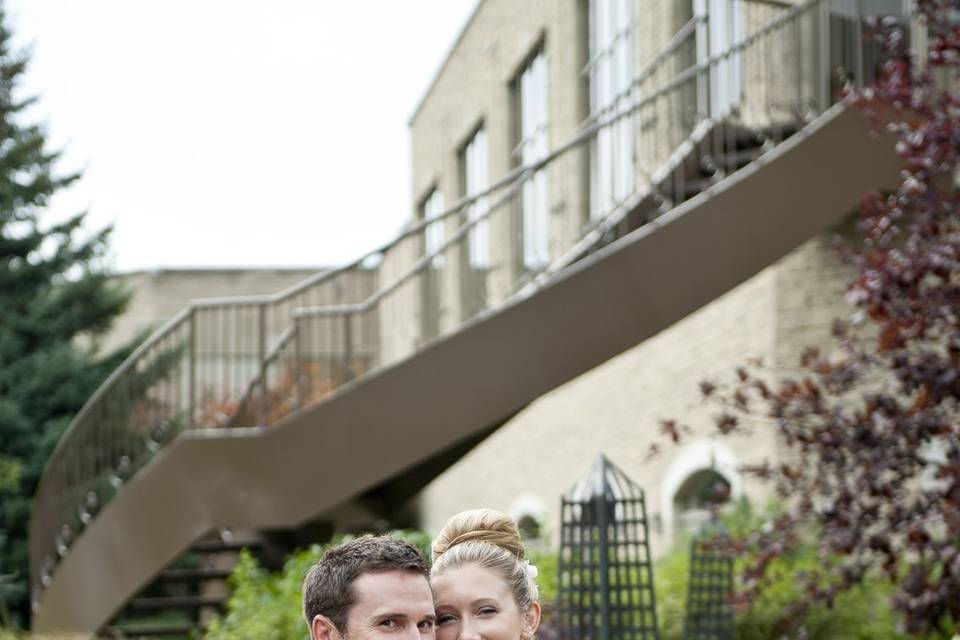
[[586, 0, 635, 221], [513, 47, 550, 272], [420, 188, 445, 341]]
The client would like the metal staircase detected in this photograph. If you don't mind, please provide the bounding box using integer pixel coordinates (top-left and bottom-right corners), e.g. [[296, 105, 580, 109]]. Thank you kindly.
[[30, 0, 903, 635]]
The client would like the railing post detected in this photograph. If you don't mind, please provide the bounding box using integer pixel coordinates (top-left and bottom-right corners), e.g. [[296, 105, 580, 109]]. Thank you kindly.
[[819, 0, 831, 111], [189, 307, 197, 427], [694, 0, 709, 119], [294, 317, 306, 409], [257, 302, 267, 426], [854, 0, 865, 88], [342, 312, 354, 384]]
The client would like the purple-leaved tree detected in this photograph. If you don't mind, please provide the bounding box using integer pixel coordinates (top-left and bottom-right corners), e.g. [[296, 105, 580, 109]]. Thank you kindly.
[[661, 1, 960, 636]]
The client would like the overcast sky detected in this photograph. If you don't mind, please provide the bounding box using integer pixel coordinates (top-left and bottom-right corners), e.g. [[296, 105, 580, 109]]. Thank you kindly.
[[6, 1, 478, 272]]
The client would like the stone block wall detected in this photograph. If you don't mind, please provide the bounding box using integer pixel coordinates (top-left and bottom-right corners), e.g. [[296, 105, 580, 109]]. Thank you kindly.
[[416, 235, 855, 556]]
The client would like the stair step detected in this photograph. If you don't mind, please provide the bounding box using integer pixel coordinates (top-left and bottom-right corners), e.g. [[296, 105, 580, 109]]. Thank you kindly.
[[159, 566, 233, 582], [102, 621, 203, 638], [712, 147, 764, 170], [190, 536, 261, 553], [673, 177, 718, 200], [128, 595, 225, 611]]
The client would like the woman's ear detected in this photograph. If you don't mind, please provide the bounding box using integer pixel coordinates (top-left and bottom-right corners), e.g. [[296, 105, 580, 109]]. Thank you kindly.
[[311, 615, 343, 640], [521, 602, 542, 640]]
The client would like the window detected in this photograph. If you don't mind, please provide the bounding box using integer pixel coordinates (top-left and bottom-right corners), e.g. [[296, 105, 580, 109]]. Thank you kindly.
[[420, 188, 444, 341], [514, 49, 550, 271], [695, 0, 743, 117], [586, 0, 635, 220], [462, 128, 490, 269], [829, 0, 905, 90], [421, 188, 445, 269]]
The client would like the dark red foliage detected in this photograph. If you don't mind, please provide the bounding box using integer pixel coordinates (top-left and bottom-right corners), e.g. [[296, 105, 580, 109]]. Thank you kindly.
[[669, 3, 960, 636]]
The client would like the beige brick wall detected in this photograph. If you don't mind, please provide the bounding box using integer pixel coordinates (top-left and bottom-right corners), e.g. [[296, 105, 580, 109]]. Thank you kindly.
[[774, 233, 857, 369], [417, 248, 776, 555], [417, 236, 855, 556]]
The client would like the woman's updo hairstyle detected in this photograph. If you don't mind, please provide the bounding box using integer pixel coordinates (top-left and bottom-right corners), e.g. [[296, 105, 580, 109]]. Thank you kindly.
[[431, 508, 539, 610]]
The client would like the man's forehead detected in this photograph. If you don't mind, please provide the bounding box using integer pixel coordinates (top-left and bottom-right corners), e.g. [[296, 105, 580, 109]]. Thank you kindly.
[[351, 569, 434, 616]]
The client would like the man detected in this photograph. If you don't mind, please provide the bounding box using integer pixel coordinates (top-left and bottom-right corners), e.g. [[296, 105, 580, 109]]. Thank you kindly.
[[303, 535, 436, 640]]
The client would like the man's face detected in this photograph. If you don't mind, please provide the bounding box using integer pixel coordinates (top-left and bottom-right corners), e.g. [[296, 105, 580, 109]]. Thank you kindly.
[[312, 570, 436, 640]]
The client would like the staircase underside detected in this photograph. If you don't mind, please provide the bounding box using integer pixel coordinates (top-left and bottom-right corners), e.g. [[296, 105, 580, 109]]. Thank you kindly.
[[35, 105, 900, 635]]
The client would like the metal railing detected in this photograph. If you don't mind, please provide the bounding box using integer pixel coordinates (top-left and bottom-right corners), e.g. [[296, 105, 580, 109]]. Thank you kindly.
[[30, 0, 901, 613]]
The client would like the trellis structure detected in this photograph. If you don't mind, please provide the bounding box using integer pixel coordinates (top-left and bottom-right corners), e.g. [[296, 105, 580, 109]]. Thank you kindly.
[[683, 532, 734, 640], [558, 455, 659, 640]]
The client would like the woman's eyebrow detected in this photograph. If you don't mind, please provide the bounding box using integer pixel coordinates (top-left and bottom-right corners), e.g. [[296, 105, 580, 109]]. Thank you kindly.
[[469, 598, 499, 606]]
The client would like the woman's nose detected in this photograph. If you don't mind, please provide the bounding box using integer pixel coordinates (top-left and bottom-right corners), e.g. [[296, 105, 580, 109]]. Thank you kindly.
[[458, 620, 482, 640]]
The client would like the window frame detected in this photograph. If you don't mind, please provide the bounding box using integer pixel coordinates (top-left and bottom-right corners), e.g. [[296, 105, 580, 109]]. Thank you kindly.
[[458, 123, 491, 270], [510, 42, 551, 272]]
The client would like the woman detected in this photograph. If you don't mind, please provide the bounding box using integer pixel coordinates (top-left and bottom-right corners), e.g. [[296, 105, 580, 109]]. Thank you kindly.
[[430, 509, 542, 640]]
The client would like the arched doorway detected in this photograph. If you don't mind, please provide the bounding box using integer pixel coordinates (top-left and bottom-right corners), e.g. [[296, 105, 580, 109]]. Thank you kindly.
[[660, 439, 744, 537], [672, 468, 732, 532]]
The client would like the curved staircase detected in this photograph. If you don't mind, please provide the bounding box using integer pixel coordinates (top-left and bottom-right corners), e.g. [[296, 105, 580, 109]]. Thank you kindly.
[[30, 1, 902, 635]]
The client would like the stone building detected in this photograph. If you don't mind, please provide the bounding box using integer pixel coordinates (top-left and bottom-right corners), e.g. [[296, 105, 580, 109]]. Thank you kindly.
[[403, 0, 891, 553]]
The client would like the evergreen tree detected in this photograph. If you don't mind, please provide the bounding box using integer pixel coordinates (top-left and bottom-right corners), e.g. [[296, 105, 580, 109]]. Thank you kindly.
[[0, 2, 132, 628]]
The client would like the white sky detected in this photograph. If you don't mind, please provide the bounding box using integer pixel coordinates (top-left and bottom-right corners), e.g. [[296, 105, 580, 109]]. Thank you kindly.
[[6, 1, 478, 272]]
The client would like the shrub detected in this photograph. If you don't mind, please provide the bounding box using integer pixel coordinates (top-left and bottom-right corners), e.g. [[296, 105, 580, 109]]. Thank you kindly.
[[654, 503, 952, 639]]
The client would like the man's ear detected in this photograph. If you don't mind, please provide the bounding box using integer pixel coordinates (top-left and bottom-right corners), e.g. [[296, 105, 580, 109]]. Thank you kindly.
[[521, 602, 542, 640], [311, 614, 342, 640]]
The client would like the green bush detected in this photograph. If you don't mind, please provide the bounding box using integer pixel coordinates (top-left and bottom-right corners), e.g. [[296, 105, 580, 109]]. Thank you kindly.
[[653, 502, 955, 639], [653, 535, 913, 640], [205, 547, 318, 640], [528, 550, 558, 604]]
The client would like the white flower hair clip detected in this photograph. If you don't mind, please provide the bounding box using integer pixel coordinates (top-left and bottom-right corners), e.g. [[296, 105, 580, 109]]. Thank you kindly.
[[522, 559, 539, 580]]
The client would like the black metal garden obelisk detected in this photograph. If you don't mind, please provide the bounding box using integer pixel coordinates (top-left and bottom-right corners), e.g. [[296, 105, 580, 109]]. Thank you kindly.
[[682, 531, 735, 640], [557, 455, 660, 640]]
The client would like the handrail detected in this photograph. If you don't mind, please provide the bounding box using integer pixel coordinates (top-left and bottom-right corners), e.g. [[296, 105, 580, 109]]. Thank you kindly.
[[298, 0, 820, 321]]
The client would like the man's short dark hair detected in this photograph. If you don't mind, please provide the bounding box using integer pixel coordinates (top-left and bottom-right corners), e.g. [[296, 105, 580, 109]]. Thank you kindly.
[[303, 535, 429, 632]]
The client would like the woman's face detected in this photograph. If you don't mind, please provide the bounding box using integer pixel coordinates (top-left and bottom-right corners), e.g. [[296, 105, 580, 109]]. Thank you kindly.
[[432, 564, 540, 640]]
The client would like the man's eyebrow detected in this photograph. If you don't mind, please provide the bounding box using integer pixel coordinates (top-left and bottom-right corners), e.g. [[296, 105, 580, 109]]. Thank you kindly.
[[371, 612, 437, 622], [373, 613, 408, 620]]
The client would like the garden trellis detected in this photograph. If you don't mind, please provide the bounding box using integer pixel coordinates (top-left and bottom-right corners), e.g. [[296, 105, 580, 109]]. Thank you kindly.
[[557, 455, 659, 640], [683, 531, 734, 640]]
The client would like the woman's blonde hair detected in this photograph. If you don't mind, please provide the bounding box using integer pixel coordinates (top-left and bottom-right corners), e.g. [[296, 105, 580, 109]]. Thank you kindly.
[[430, 508, 539, 610]]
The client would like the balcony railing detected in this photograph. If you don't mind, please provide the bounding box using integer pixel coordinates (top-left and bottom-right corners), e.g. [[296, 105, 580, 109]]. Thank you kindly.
[[29, 0, 903, 615]]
